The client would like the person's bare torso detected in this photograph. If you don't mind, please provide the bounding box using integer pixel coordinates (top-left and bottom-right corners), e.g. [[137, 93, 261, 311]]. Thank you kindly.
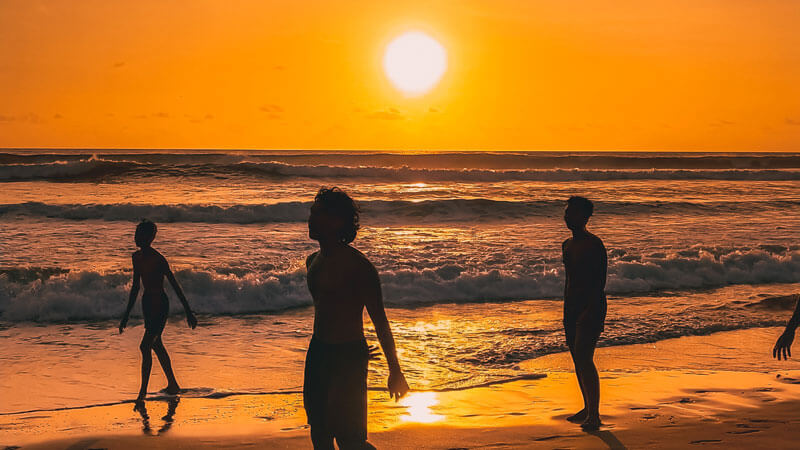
[[133, 248, 168, 295], [306, 246, 369, 343], [562, 233, 607, 318]]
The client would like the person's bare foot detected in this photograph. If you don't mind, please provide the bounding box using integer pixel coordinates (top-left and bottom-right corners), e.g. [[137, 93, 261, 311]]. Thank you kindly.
[[566, 408, 587, 423], [162, 384, 180, 395], [133, 398, 146, 412], [580, 415, 601, 431]]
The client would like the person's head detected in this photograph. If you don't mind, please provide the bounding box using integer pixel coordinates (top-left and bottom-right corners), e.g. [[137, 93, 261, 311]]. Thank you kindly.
[[135, 219, 157, 248], [308, 187, 360, 244], [564, 196, 593, 231]]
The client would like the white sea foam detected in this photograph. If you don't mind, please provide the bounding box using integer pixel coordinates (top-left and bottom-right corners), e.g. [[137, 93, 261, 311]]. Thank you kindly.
[[2, 249, 798, 323]]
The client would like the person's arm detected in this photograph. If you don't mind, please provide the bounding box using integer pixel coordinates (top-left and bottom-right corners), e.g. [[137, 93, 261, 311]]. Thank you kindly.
[[774, 295, 800, 360], [562, 240, 569, 299], [120, 256, 140, 334], [599, 240, 608, 293], [362, 259, 409, 401], [165, 259, 197, 329]]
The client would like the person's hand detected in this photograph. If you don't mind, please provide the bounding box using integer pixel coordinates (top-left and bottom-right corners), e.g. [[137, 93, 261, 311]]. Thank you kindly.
[[367, 345, 381, 361], [774, 328, 795, 360], [186, 311, 198, 329], [388, 369, 409, 402], [119, 316, 128, 334]]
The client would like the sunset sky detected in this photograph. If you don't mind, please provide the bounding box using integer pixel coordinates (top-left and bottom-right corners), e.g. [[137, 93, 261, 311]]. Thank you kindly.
[[1, 0, 799, 151]]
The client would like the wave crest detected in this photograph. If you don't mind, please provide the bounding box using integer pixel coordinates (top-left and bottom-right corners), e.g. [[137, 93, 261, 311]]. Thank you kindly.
[[2, 248, 798, 322]]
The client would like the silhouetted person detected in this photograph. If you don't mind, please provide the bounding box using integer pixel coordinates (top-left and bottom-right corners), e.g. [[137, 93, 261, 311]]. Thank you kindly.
[[304, 187, 409, 450], [119, 219, 197, 403], [562, 196, 607, 431], [773, 295, 800, 360]]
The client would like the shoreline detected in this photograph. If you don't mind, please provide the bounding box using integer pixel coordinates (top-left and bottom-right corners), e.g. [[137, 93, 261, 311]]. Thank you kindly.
[[5, 327, 800, 448]]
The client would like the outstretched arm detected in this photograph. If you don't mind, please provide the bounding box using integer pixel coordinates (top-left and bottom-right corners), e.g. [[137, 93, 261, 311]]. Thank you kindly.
[[120, 258, 140, 334], [362, 260, 409, 401], [165, 264, 197, 329], [774, 295, 800, 360]]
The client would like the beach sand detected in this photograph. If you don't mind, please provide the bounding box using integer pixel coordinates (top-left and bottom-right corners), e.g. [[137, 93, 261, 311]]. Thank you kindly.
[[5, 326, 800, 449]]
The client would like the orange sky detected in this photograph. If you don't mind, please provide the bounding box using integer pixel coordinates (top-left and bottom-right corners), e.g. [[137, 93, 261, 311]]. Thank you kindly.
[[1, 0, 799, 151]]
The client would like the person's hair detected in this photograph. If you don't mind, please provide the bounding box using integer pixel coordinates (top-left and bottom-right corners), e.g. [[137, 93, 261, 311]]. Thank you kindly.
[[135, 219, 157, 247], [314, 187, 360, 244], [567, 196, 594, 218]]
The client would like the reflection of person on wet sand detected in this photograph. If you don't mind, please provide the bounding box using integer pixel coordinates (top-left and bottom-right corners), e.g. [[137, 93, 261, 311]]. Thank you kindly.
[[134, 397, 180, 435], [304, 187, 410, 450], [773, 294, 800, 360], [119, 219, 197, 403], [562, 196, 607, 431]]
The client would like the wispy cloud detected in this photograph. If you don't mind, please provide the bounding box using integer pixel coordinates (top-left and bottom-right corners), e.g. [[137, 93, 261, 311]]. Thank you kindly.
[[366, 107, 404, 120]]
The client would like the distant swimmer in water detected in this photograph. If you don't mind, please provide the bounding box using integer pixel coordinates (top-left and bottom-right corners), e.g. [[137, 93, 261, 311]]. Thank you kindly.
[[304, 187, 409, 450], [561, 196, 607, 431], [773, 295, 800, 361], [119, 219, 197, 404]]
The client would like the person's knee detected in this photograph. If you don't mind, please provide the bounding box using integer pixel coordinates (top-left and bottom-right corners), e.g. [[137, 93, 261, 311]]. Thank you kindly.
[[140, 337, 155, 354], [152, 338, 165, 352]]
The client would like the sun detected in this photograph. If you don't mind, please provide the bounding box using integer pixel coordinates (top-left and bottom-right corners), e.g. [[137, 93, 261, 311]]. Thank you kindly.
[[383, 31, 447, 96]]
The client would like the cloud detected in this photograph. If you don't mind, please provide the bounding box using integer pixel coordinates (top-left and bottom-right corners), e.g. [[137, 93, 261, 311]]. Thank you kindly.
[[366, 108, 404, 120], [786, 118, 800, 126], [152, 112, 170, 119], [260, 104, 283, 113], [259, 105, 283, 120], [428, 107, 439, 113], [0, 113, 44, 124], [113, 62, 125, 68], [709, 119, 735, 127]]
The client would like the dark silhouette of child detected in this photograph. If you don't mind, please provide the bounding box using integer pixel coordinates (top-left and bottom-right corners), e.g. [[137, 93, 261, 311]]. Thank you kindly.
[[119, 219, 197, 404], [562, 196, 607, 431], [304, 187, 409, 449]]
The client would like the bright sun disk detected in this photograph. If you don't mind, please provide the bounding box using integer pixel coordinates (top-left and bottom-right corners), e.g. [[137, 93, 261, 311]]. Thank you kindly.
[[383, 31, 447, 96]]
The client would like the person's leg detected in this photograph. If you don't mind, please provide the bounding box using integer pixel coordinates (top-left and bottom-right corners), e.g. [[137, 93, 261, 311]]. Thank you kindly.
[[336, 438, 376, 450], [152, 335, 180, 393], [331, 341, 371, 449], [310, 427, 335, 450], [565, 323, 589, 423], [573, 326, 601, 429], [138, 331, 158, 401]]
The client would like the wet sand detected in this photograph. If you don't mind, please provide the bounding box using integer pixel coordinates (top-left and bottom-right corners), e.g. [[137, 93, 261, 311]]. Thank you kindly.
[[5, 327, 800, 449]]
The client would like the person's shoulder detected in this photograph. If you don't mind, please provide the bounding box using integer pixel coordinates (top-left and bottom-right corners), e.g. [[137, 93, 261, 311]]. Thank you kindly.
[[562, 237, 572, 248], [132, 250, 142, 262], [346, 246, 376, 271], [149, 248, 170, 266], [587, 232, 605, 248]]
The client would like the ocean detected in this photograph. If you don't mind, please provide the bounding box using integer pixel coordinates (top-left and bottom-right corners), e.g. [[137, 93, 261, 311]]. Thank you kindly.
[[1, 150, 799, 415]]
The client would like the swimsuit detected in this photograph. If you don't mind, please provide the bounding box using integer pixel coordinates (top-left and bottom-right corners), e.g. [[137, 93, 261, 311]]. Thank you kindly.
[[142, 291, 169, 334], [564, 298, 607, 345], [303, 337, 369, 443]]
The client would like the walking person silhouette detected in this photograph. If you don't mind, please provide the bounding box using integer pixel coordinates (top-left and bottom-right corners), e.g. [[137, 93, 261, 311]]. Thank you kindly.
[[119, 219, 197, 405]]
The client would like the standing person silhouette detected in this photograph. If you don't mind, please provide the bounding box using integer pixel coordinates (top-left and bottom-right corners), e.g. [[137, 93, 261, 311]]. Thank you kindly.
[[119, 219, 197, 404], [562, 196, 607, 431], [304, 187, 409, 450]]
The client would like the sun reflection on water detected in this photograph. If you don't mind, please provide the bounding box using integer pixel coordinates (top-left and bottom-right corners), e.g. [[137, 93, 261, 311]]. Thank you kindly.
[[398, 392, 444, 423]]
